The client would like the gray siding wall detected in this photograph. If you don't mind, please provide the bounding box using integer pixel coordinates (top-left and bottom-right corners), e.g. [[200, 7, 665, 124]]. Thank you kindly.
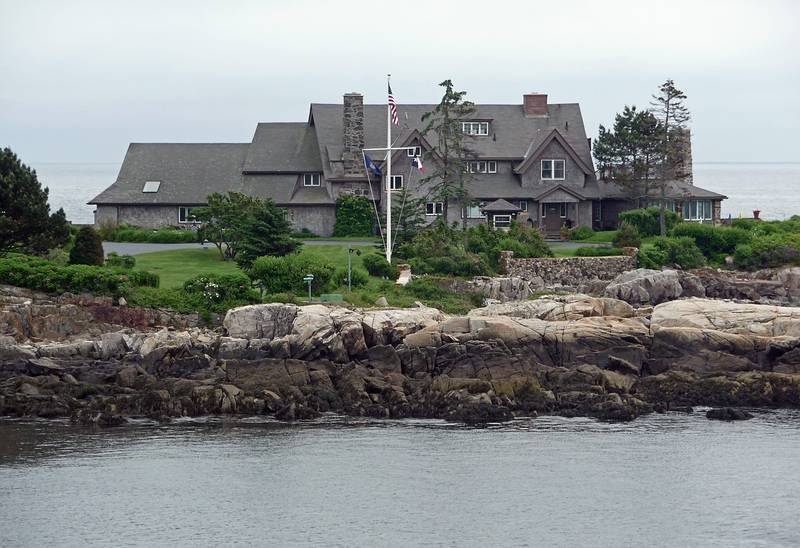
[[521, 140, 586, 189], [95, 205, 185, 229], [287, 205, 336, 236]]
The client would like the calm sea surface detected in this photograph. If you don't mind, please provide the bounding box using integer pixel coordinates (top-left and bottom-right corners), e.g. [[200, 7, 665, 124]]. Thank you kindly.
[[2, 411, 800, 547], [32, 162, 800, 225]]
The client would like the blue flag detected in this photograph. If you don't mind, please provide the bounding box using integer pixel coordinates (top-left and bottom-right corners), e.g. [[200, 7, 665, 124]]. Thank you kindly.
[[364, 154, 382, 177]]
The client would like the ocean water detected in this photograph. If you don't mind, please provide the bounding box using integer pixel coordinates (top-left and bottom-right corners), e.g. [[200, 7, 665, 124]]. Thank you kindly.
[[32, 162, 800, 225], [2, 412, 800, 547]]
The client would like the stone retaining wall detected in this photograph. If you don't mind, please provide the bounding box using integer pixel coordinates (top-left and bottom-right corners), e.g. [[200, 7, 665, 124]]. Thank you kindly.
[[498, 250, 637, 287]]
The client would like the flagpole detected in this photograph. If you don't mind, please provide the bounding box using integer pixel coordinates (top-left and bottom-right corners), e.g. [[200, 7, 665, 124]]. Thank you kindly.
[[385, 74, 392, 264]]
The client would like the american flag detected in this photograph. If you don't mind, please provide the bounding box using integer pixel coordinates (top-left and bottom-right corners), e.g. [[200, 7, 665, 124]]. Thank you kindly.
[[388, 83, 399, 126]]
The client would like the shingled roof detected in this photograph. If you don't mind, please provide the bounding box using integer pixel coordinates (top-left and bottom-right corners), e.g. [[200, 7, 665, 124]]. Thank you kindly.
[[89, 143, 249, 205]]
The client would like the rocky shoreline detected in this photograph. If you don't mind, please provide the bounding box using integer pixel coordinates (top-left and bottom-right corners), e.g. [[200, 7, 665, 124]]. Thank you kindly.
[[2, 267, 800, 426]]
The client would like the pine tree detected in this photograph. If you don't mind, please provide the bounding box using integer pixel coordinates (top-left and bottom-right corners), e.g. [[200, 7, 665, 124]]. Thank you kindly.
[[0, 147, 70, 254], [650, 79, 691, 235], [420, 80, 475, 229], [235, 199, 301, 269], [69, 226, 104, 266]]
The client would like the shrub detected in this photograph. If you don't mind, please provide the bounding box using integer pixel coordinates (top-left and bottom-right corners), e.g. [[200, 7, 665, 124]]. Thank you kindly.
[[102, 224, 198, 243], [638, 236, 705, 269], [733, 233, 800, 270], [105, 252, 136, 269], [0, 254, 157, 296], [45, 247, 70, 265], [333, 267, 369, 288], [263, 292, 298, 304], [291, 228, 318, 239], [574, 246, 625, 257], [612, 222, 642, 248], [569, 225, 594, 241], [362, 253, 399, 279], [333, 196, 375, 237], [248, 254, 335, 295], [69, 226, 104, 266], [618, 208, 680, 237], [671, 223, 751, 259], [182, 273, 257, 308]]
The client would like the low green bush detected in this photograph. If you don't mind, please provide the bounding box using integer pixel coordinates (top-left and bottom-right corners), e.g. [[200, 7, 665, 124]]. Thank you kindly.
[[0, 254, 158, 296], [291, 228, 318, 239], [183, 273, 257, 305], [333, 196, 375, 237], [638, 236, 705, 269], [569, 225, 594, 241], [362, 253, 399, 279], [248, 254, 335, 295], [263, 292, 299, 304], [670, 223, 751, 260], [100, 224, 198, 243], [733, 233, 800, 270], [612, 222, 642, 248], [105, 252, 136, 269], [618, 208, 680, 237], [333, 267, 369, 288], [574, 246, 625, 257]]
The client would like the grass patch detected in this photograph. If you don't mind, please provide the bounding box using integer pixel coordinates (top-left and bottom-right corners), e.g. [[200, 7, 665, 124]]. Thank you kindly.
[[134, 247, 240, 288], [571, 230, 618, 244]]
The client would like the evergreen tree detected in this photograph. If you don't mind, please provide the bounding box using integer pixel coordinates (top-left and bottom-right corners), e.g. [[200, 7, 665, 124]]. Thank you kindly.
[[333, 195, 374, 237], [0, 147, 70, 254], [651, 79, 691, 235], [420, 80, 475, 229], [235, 199, 301, 269], [194, 192, 263, 260], [382, 187, 426, 251], [69, 226, 104, 265]]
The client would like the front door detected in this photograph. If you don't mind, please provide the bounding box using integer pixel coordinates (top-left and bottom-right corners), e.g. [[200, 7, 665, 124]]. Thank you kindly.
[[543, 203, 562, 236]]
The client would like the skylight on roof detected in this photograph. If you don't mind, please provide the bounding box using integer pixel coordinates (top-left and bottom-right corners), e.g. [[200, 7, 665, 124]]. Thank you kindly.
[[142, 181, 161, 193]]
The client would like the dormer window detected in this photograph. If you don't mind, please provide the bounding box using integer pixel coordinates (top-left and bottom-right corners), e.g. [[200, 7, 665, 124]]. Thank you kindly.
[[467, 161, 497, 174], [541, 159, 565, 180], [303, 173, 321, 186], [142, 181, 161, 193], [406, 146, 422, 157], [461, 121, 489, 136]]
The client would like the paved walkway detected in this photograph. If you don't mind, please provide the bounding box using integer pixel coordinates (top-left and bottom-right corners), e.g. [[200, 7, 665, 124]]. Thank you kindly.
[[103, 239, 378, 256]]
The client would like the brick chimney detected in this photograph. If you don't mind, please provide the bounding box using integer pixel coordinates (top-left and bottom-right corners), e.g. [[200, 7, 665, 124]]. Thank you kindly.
[[342, 92, 365, 176], [523, 93, 548, 117]]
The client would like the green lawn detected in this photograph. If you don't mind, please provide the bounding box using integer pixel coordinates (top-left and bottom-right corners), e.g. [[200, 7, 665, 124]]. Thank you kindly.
[[135, 244, 381, 288]]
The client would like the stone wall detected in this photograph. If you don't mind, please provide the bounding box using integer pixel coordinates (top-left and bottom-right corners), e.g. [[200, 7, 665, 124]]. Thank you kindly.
[[498, 250, 638, 287]]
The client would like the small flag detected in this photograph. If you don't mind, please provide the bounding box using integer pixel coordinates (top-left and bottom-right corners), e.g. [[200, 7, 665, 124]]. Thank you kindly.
[[388, 84, 399, 126], [364, 154, 382, 177], [411, 156, 426, 174]]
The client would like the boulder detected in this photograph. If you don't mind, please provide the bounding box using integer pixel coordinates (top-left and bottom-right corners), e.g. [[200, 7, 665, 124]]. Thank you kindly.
[[651, 298, 800, 337], [603, 268, 683, 305], [706, 407, 754, 421], [223, 303, 298, 339], [470, 294, 634, 321]]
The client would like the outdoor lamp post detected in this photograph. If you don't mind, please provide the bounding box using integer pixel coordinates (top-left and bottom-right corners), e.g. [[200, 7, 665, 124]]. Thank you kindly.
[[303, 274, 314, 302]]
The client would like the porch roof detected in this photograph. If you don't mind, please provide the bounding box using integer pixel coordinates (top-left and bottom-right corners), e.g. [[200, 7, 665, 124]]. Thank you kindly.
[[482, 198, 521, 212]]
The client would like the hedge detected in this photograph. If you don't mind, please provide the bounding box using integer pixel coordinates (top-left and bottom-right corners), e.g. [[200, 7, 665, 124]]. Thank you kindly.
[[98, 224, 198, 243], [618, 208, 680, 237], [574, 246, 625, 257], [0, 254, 159, 296], [670, 223, 751, 259], [247, 254, 335, 295], [638, 236, 705, 270]]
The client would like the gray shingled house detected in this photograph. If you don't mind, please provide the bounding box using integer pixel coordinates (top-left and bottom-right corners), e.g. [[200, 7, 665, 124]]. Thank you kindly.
[[89, 92, 726, 237]]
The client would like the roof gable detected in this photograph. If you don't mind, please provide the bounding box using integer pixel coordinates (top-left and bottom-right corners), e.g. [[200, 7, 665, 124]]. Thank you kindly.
[[243, 122, 322, 173], [515, 129, 594, 176]]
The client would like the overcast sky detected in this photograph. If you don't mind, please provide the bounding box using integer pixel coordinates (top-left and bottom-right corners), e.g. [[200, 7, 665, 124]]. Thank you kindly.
[[1, 0, 798, 164]]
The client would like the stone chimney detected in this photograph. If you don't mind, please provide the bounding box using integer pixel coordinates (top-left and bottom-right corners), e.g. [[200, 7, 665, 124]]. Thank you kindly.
[[668, 128, 693, 185], [342, 92, 365, 176], [523, 93, 548, 117]]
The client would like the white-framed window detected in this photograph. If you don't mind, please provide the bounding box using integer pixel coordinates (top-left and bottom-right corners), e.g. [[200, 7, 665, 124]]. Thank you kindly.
[[142, 181, 161, 193], [390, 175, 404, 191], [463, 202, 486, 219], [461, 121, 489, 136], [426, 201, 444, 216], [178, 206, 200, 224], [303, 173, 321, 186], [406, 146, 422, 157], [519, 200, 528, 212], [541, 159, 565, 180], [493, 214, 512, 228], [467, 161, 498, 174], [683, 199, 712, 221], [560, 203, 568, 218], [541, 202, 547, 218]]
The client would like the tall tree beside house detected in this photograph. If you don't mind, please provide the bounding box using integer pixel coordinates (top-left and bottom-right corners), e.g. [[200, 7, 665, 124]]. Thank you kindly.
[[650, 79, 691, 236], [420, 79, 475, 229], [0, 147, 70, 255], [594, 106, 662, 208]]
